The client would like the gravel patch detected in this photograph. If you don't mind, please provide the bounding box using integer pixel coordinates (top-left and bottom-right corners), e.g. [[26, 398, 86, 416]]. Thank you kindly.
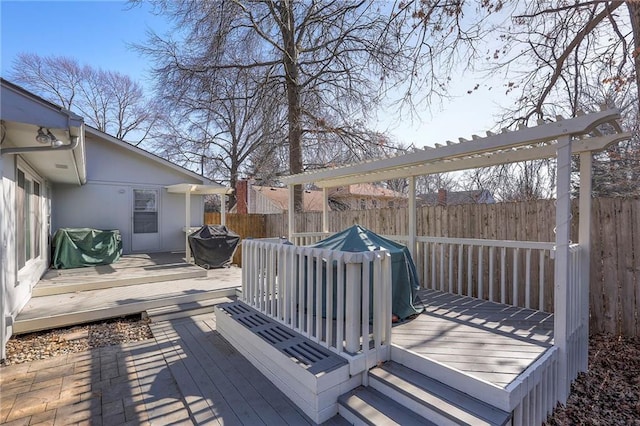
[[2, 315, 153, 366]]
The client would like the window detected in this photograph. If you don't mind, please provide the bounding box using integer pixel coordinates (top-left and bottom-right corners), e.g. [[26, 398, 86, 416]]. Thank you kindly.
[[133, 189, 158, 234], [17, 167, 43, 269]]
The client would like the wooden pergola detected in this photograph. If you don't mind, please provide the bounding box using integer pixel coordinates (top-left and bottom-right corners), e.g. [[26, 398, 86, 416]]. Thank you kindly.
[[280, 108, 631, 403]]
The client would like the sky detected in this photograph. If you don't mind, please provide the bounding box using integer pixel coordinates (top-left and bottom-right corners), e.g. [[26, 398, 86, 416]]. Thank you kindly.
[[0, 0, 512, 148]]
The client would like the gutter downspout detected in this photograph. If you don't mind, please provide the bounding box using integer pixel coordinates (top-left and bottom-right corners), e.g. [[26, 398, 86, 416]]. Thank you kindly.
[[1, 134, 79, 156]]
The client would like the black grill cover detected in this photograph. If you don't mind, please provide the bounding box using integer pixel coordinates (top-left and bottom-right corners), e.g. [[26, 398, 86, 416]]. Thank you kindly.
[[188, 225, 240, 268]]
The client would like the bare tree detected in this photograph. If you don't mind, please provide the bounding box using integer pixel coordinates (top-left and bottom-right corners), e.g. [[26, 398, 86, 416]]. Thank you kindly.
[[151, 67, 286, 208], [10, 53, 159, 144], [395, 1, 639, 199], [491, 1, 639, 197], [137, 0, 423, 211]]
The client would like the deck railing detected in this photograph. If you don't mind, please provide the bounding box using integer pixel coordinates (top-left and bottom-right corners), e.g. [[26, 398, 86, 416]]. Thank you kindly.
[[413, 236, 557, 311], [291, 232, 563, 313], [241, 238, 393, 375], [566, 244, 588, 380], [290, 232, 330, 246], [508, 346, 559, 426]]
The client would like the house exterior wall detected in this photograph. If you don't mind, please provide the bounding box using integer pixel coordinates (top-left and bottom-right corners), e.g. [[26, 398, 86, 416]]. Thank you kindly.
[[1, 154, 51, 358], [52, 134, 204, 254], [250, 189, 283, 214]]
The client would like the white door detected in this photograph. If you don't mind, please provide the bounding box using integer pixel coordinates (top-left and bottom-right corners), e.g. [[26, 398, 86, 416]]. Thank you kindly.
[[132, 188, 161, 252]]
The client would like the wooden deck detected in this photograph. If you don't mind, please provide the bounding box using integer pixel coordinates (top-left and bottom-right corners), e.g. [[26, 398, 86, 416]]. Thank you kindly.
[[14, 253, 242, 334], [149, 312, 349, 425], [393, 288, 554, 388], [1, 307, 349, 425], [34, 252, 207, 296]]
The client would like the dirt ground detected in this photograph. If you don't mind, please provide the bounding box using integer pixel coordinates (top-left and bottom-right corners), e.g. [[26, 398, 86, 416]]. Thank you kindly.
[[545, 334, 640, 425]]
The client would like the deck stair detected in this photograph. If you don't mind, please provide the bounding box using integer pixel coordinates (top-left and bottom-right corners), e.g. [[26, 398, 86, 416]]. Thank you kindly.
[[145, 296, 236, 322], [338, 386, 437, 426], [14, 255, 242, 334], [339, 361, 511, 425], [33, 261, 206, 296]]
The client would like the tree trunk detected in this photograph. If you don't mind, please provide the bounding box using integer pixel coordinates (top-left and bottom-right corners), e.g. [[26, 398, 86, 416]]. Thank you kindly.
[[281, 1, 304, 212], [228, 164, 239, 211], [628, 2, 640, 100]]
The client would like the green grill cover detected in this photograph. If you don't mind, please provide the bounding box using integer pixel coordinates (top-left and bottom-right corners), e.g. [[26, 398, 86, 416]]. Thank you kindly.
[[310, 225, 423, 321], [52, 228, 122, 269]]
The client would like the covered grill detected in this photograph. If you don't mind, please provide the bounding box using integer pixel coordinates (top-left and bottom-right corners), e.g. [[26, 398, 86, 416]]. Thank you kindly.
[[188, 225, 240, 269]]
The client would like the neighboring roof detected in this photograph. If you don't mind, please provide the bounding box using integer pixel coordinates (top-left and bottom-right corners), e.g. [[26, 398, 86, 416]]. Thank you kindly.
[[253, 185, 326, 212], [330, 183, 406, 199], [85, 126, 218, 186], [419, 189, 495, 206]]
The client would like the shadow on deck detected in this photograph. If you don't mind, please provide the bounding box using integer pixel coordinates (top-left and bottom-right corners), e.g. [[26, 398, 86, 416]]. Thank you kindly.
[[393, 288, 554, 388]]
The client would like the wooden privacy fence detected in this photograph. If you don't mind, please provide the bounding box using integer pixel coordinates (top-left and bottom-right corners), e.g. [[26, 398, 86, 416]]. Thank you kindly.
[[204, 213, 267, 266], [261, 198, 639, 337]]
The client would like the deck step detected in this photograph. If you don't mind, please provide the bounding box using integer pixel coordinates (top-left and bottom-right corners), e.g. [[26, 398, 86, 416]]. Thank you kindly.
[[338, 387, 436, 426], [369, 362, 511, 426], [33, 263, 207, 296], [145, 296, 235, 322], [14, 287, 239, 334]]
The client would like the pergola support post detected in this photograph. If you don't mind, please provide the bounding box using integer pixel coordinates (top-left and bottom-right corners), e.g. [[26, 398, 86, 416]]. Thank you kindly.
[[288, 184, 295, 241], [220, 194, 226, 226], [408, 176, 417, 261], [554, 135, 572, 403], [322, 187, 329, 234], [185, 190, 191, 263], [578, 151, 592, 372]]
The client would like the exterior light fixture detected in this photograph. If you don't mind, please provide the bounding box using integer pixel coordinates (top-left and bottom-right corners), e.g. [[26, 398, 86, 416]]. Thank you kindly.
[[46, 129, 63, 147], [36, 127, 50, 143], [35, 127, 65, 147]]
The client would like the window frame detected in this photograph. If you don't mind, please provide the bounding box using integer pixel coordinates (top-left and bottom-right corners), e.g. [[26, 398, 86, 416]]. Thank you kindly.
[[16, 158, 46, 271]]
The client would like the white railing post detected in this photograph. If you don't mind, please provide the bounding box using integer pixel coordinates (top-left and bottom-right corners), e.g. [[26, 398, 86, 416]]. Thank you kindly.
[[322, 187, 329, 234], [344, 259, 361, 354], [325, 251, 334, 349], [383, 252, 393, 353]]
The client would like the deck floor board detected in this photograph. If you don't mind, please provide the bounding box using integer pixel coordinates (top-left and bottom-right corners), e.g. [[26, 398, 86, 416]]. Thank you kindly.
[[149, 313, 317, 425], [393, 288, 554, 388], [16, 265, 241, 323], [37, 252, 202, 287]]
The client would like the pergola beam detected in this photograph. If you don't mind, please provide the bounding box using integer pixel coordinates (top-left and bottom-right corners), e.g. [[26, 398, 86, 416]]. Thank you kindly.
[[310, 133, 630, 189], [281, 109, 623, 186]]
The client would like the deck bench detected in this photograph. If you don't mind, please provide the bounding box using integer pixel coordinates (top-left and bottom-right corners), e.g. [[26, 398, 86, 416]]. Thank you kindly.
[[214, 301, 357, 424]]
